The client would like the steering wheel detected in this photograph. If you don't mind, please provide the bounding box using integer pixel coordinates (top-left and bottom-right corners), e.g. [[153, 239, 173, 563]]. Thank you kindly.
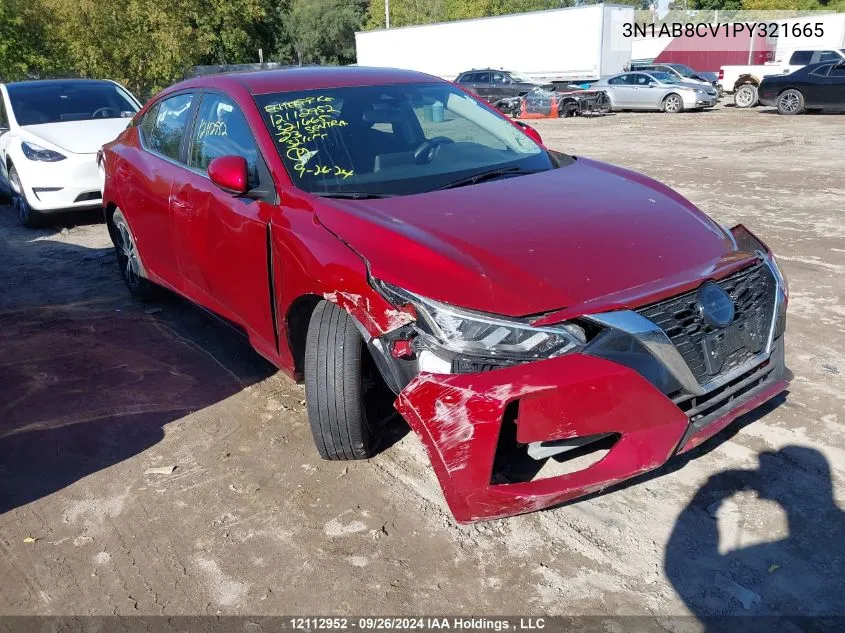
[[413, 136, 454, 165], [91, 107, 116, 119]]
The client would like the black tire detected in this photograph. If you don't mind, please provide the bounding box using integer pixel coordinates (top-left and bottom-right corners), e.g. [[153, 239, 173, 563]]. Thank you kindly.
[[777, 89, 804, 115], [662, 93, 684, 114], [305, 301, 380, 460], [9, 166, 44, 228], [561, 100, 579, 118], [109, 208, 157, 300], [734, 84, 758, 108]]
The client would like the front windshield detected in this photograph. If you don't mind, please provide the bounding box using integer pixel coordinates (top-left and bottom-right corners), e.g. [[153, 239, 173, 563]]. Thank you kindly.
[[667, 64, 695, 77], [254, 82, 556, 197], [650, 72, 683, 85], [7, 81, 139, 126]]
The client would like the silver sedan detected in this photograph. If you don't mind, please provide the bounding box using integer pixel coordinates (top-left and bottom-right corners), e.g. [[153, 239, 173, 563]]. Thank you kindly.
[[593, 71, 718, 113]]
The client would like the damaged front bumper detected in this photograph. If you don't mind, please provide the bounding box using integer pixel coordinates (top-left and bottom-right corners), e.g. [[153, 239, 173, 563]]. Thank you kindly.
[[394, 337, 786, 522], [362, 243, 788, 522]]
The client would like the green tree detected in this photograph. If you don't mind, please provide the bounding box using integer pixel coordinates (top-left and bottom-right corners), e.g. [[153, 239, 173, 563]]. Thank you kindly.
[[366, 0, 448, 29], [0, 0, 62, 81], [287, 0, 365, 65]]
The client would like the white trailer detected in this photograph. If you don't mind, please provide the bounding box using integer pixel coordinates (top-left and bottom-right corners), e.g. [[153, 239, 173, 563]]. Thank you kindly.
[[354, 4, 635, 83], [772, 13, 845, 62]]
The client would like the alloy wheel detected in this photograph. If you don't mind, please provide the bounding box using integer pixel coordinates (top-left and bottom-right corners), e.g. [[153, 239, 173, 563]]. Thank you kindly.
[[9, 168, 33, 226], [114, 215, 141, 289], [779, 91, 800, 113], [665, 95, 681, 113], [734, 85, 756, 108]]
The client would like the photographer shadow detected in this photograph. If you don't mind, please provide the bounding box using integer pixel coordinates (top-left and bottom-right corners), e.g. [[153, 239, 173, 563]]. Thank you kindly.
[[665, 445, 845, 630]]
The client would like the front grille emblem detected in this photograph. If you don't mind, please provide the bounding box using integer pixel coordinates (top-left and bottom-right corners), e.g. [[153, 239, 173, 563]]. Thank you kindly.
[[697, 282, 735, 328]]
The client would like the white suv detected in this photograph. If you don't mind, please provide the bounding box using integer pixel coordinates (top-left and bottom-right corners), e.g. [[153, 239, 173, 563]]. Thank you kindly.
[[0, 78, 140, 227]]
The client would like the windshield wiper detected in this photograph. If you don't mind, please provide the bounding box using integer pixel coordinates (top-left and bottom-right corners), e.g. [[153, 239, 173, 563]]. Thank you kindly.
[[436, 167, 540, 191], [316, 192, 395, 200]]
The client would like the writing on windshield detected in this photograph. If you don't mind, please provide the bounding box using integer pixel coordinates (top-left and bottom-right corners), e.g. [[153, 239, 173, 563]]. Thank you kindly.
[[263, 96, 355, 180]]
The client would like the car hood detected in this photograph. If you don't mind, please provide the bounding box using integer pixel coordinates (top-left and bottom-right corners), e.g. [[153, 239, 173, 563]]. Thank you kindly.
[[314, 157, 737, 317], [21, 119, 132, 155]]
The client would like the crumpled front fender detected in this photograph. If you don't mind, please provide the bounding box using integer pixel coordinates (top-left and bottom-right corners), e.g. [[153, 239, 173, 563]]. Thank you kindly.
[[395, 353, 689, 522]]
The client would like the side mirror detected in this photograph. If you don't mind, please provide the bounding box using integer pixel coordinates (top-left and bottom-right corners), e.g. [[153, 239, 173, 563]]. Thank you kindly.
[[648, 81, 658, 87], [208, 155, 248, 195], [514, 120, 543, 146]]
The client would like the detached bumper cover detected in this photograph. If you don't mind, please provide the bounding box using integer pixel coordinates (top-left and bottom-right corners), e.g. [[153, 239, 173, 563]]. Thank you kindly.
[[395, 341, 787, 522], [396, 353, 687, 522]]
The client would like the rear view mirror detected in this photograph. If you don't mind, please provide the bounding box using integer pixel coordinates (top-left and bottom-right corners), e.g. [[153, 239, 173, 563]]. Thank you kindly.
[[514, 120, 543, 146], [208, 155, 248, 195]]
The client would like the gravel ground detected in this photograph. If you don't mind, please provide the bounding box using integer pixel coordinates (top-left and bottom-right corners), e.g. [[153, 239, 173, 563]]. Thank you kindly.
[[1, 103, 844, 624]]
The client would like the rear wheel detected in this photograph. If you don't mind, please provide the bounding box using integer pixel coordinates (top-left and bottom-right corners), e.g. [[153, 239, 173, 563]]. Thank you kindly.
[[734, 84, 758, 108], [109, 208, 157, 300], [777, 89, 804, 115], [305, 300, 389, 460], [663, 93, 684, 114], [9, 166, 43, 228]]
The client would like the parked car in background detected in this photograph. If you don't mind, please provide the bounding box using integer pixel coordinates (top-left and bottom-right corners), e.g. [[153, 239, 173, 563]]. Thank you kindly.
[[719, 49, 845, 108], [455, 68, 554, 103], [494, 85, 610, 118], [594, 71, 718, 113], [630, 62, 715, 89], [0, 79, 140, 227], [101, 66, 788, 523], [758, 61, 845, 114]]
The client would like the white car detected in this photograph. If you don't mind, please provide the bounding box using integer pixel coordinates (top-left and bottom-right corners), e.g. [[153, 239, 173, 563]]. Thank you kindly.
[[0, 78, 141, 227], [593, 71, 718, 113]]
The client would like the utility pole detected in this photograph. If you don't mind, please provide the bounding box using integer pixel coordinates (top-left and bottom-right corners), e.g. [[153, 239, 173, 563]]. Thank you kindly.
[[385, 0, 390, 28]]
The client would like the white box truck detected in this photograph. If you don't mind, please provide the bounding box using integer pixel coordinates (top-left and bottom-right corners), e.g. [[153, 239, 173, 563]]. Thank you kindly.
[[354, 4, 635, 83]]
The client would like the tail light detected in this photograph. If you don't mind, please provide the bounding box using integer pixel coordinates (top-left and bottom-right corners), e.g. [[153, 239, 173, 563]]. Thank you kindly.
[[718, 69, 724, 80]]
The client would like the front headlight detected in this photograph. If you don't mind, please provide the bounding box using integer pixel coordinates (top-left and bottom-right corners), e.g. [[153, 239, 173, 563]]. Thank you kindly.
[[373, 279, 584, 362], [21, 141, 66, 162]]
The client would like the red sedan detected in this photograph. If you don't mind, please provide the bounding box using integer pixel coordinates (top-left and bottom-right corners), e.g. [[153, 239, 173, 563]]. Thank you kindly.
[[101, 67, 789, 522]]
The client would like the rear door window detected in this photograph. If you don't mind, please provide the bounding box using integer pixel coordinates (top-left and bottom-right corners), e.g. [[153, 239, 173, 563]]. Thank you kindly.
[[475, 72, 491, 84], [142, 93, 195, 162]]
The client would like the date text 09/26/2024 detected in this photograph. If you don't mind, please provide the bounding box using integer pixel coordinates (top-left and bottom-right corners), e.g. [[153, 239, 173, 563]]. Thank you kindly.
[[289, 618, 548, 631]]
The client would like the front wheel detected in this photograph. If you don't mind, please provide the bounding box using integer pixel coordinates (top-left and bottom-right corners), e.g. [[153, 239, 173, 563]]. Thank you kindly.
[[9, 166, 43, 228], [305, 301, 388, 461], [734, 84, 758, 108], [777, 89, 804, 115], [109, 208, 157, 300], [663, 93, 684, 114]]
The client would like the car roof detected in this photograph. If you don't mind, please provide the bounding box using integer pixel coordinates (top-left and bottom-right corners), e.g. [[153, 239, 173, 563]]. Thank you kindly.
[[458, 69, 514, 74], [167, 66, 442, 96], [3, 78, 117, 89]]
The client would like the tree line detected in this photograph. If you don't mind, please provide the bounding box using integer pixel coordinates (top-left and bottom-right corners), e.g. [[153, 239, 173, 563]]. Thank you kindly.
[[1, 0, 841, 98], [0, 0, 369, 97]]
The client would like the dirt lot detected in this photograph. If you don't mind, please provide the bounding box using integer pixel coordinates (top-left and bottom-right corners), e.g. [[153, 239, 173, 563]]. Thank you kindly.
[[1, 104, 844, 623]]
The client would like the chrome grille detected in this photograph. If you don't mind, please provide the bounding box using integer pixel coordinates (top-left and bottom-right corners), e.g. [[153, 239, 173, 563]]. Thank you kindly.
[[636, 263, 777, 385]]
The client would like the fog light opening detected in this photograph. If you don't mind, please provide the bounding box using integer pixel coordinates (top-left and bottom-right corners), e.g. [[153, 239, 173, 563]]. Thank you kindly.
[[490, 406, 620, 485]]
